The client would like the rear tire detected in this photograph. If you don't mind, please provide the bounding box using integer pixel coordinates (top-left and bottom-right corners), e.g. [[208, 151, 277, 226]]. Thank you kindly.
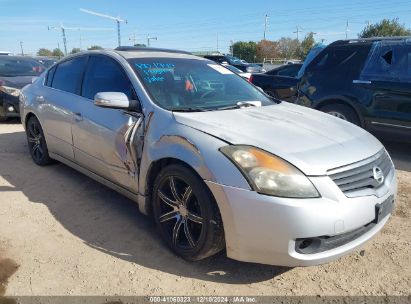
[[320, 104, 360, 125], [26, 116, 52, 166], [152, 164, 225, 261]]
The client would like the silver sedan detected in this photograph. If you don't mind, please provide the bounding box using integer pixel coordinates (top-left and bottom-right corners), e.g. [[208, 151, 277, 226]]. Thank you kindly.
[[19, 47, 397, 266]]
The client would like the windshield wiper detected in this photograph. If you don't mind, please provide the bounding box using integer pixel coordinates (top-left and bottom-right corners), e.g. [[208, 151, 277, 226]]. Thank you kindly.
[[170, 107, 211, 112], [216, 101, 262, 111]]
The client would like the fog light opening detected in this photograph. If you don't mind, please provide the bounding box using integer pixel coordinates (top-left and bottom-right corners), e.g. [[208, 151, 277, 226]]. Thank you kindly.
[[295, 238, 322, 254], [299, 239, 313, 250], [7, 106, 14, 112]]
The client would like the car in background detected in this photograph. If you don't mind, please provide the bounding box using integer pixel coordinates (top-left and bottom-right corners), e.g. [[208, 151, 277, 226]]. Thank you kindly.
[[20, 47, 396, 266], [267, 63, 302, 77], [36, 57, 58, 68], [0, 51, 13, 56], [0, 56, 46, 121], [221, 63, 251, 80], [249, 63, 303, 101], [203, 54, 264, 73], [297, 37, 411, 142]]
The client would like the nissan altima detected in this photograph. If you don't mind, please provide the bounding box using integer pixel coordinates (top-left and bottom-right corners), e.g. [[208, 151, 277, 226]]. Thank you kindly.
[[19, 47, 397, 266]]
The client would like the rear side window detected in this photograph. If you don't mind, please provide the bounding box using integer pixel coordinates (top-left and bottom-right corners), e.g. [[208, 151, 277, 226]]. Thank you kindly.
[[361, 41, 411, 83], [81, 56, 135, 100], [51, 56, 88, 94]]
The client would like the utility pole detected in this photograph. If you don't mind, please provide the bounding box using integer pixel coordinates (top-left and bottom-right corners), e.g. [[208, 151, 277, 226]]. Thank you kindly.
[[49, 24, 112, 55], [216, 33, 219, 53], [129, 30, 137, 46], [80, 8, 127, 46], [345, 20, 349, 39], [20, 41, 24, 56], [293, 26, 303, 41], [230, 40, 234, 56], [147, 35, 157, 47], [263, 14, 269, 40]]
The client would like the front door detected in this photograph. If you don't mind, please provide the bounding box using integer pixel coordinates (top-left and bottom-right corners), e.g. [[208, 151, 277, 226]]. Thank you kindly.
[[71, 55, 143, 192]]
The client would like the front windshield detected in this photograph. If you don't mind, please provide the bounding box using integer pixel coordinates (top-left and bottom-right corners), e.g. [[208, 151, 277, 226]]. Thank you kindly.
[[0, 57, 45, 77], [297, 44, 326, 78], [129, 57, 273, 111]]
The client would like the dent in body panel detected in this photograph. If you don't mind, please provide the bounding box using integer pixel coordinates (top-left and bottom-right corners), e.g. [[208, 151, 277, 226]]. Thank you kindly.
[[114, 113, 144, 183]]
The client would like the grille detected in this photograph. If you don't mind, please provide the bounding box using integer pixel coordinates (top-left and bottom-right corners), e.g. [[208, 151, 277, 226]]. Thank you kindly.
[[328, 149, 393, 195]]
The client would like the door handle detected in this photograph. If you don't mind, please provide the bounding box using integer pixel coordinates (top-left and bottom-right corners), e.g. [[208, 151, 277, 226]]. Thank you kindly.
[[36, 96, 45, 103], [73, 112, 83, 122], [353, 80, 372, 84]]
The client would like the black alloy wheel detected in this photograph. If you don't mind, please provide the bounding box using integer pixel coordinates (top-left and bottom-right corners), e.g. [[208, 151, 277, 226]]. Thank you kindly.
[[152, 165, 225, 261], [26, 116, 52, 166]]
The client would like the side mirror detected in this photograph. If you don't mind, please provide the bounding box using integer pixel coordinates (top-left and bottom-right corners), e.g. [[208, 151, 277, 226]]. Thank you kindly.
[[94, 92, 130, 109]]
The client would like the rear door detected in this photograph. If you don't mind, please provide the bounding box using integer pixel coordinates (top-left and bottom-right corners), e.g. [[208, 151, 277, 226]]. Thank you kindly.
[[71, 54, 143, 192], [41, 55, 88, 160], [358, 41, 411, 132]]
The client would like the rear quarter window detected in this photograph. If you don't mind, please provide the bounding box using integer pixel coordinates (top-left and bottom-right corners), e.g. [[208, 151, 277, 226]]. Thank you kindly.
[[360, 41, 411, 83]]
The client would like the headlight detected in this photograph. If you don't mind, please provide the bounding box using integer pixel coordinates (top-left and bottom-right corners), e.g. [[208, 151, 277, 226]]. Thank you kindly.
[[220, 145, 320, 198], [0, 85, 21, 97]]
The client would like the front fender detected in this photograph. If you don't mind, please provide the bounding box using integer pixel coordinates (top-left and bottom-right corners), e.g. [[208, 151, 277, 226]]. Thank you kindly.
[[137, 111, 251, 214]]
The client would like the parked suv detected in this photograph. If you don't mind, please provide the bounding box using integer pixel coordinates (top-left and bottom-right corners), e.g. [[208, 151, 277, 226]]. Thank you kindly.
[[297, 37, 411, 142]]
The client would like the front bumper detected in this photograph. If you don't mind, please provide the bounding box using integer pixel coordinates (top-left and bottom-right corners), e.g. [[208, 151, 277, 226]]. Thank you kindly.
[[205, 172, 397, 267], [0, 93, 20, 118]]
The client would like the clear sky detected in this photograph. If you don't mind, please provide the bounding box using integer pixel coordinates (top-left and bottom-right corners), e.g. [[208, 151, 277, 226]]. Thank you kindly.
[[1, 0, 411, 55]]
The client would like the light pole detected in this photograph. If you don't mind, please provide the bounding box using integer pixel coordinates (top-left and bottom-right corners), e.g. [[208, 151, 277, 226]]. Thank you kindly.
[[147, 35, 157, 47], [20, 41, 24, 56]]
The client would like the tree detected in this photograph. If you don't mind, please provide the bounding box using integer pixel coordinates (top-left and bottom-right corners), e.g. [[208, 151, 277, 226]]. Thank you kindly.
[[37, 48, 53, 57], [52, 48, 64, 58], [134, 43, 146, 47], [359, 18, 411, 38], [278, 37, 300, 59], [70, 48, 81, 54], [88, 45, 103, 50], [232, 41, 257, 62], [256, 40, 280, 61], [300, 32, 316, 59]]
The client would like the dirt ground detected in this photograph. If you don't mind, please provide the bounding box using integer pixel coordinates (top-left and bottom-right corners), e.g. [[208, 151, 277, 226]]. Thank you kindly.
[[0, 120, 410, 296]]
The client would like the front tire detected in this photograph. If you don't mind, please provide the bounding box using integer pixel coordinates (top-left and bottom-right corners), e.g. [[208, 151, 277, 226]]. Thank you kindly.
[[26, 116, 52, 166], [152, 164, 225, 261]]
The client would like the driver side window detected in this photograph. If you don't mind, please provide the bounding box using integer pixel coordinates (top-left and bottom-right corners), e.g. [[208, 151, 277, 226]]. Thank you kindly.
[[82, 55, 136, 100]]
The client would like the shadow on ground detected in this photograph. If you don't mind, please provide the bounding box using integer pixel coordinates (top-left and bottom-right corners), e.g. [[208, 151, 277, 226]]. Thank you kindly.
[[0, 129, 289, 284]]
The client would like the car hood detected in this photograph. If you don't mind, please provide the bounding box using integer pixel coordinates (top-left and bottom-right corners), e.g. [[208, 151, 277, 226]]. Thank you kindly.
[[1, 76, 35, 89], [173, 102, 383, 175]]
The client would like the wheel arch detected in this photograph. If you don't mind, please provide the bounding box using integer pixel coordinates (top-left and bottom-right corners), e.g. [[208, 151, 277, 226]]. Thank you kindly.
[[24, 112, 37, 129], [314, 97, 365, 127]]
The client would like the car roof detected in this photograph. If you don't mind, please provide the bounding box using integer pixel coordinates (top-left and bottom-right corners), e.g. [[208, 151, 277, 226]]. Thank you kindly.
[[330, 36, 411, 47], [0, 55, 39, 61], [62, 47, 206, 61]]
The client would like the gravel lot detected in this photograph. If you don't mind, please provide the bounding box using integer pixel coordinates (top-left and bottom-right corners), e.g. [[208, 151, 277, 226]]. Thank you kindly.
[[0, 120, 410, 296]]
